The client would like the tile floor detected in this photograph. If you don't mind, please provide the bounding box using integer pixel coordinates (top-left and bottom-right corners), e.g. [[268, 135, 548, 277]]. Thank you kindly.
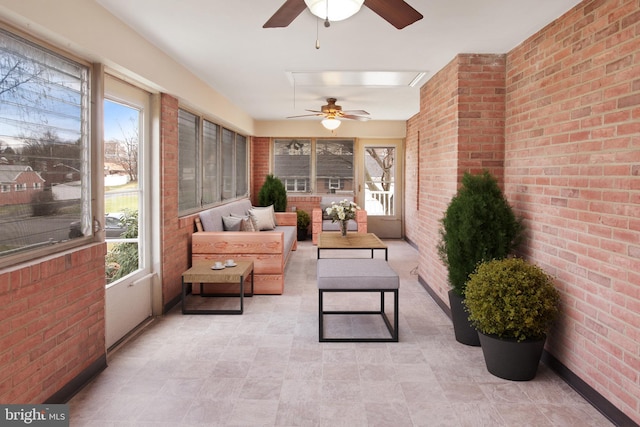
[[69, 239, 613, 426]]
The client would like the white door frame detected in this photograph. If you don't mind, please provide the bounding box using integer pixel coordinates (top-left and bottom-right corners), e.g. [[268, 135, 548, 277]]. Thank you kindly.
[[104, 75, 159, 349], [357, 139, 404, 239]]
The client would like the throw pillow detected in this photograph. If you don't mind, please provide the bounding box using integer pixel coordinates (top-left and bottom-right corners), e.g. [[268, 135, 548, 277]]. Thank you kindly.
[[222, 215, 243, 231], [231, 213, 257, 232], [251, 204, 277, 226], [242, 216, 257, 232], [248, 206, 276, 231]]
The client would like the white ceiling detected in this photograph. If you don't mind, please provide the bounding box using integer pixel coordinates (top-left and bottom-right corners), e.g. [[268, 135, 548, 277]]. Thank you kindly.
[[96, 0, 582, 122]]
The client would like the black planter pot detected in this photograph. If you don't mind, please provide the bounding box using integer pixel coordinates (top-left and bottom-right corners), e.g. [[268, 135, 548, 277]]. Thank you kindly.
[[478, 331, 546, 381], [448, 290, 480, 346], [297, 228, 308, 241]]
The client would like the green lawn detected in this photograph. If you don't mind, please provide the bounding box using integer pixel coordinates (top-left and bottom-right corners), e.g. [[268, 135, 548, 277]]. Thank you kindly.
[[105, 181, 139, 213]]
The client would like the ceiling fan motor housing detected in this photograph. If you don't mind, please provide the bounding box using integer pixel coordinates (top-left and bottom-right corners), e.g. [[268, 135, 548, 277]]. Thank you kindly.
[[322, 98, 341, 114]]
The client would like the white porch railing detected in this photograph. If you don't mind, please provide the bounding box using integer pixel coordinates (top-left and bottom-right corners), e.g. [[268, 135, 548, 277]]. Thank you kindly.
[[365, 187, 394, 216]]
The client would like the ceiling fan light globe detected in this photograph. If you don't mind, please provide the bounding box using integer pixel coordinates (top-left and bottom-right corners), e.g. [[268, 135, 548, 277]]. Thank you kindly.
[[304, 0, 364, 22], [321, 117, 341, 130]]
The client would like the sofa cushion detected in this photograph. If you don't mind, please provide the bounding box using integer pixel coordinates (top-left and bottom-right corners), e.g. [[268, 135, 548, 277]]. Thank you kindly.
[[264, 225, 296, 257], [317, 259, 399, 290], [249, 205, 276, 230]]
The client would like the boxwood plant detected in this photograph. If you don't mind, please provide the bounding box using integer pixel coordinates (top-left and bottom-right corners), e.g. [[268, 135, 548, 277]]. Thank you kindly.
[[437, 170, 523, 296], [464, 257, 561, 342]]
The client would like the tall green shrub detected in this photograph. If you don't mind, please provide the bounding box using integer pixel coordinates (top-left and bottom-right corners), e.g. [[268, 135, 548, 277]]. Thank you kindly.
[[258, 174, 287, 212], [438, 170, 523, 296]]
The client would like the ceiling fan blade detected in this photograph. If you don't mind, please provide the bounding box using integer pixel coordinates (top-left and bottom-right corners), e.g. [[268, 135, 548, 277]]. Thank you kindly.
[[364, 0, 423, 29], [342, 109, 370, 116], [263, 0, 307, 28], [286, 113, 324, 118], [342, 114, 371, 121]]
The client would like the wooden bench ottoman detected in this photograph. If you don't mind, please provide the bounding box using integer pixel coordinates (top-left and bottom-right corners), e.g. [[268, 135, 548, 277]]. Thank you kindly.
[[317, 258, 399, 342]]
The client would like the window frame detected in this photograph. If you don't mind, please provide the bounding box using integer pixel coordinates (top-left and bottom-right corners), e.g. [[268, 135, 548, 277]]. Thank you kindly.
[[272, 138, 355, 195], [0, 25, 94, 269]]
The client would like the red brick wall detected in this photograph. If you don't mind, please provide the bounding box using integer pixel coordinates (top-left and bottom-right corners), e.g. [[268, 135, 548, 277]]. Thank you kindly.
[[411, 54, 507, 302], [458, 54, 506, 179], [0, 243, 106, 403], [160, 94, 193, 309], [404, 112, 420, 245], [409, 0, 640, 422], [251, 137, 271, 206], [505, 0, 640, 421], [414, 56, 460, 300], [287, 195, 321, 214]]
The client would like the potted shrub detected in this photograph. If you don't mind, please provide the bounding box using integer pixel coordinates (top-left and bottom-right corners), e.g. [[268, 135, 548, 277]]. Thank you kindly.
[[258, 174, 287, 212], [464, 257, 561, 381], [296, 209, 310, 241], [437, 170, 523, 346]]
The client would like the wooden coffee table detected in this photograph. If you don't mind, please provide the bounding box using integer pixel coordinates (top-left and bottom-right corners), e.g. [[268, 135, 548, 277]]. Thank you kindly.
[[181, 260, 254, 314], [317, 232, 388, 260]]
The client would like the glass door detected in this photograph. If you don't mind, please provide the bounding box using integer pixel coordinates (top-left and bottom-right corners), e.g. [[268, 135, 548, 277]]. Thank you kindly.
[[361, 142, 403, 238], [104, 76, 153, 349]]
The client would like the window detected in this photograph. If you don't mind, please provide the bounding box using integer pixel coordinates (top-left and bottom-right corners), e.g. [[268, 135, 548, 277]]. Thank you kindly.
[[178, 109, 199, 212], [0, 28, 90, 264], [328, 178, 342, 190], [178, 108, 248, 214], [273, 139, 311, 193], [221, 128, 234, 200], [202, 120, 219, 205], [235, 135, 247, 198], [316, 139, 354, 194], [273, 138, 354, 194], [284, 178, 307, 192]]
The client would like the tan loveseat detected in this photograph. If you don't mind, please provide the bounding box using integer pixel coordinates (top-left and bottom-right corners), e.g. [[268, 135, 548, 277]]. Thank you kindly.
[[191, 198, 297, 294], [312, 196, 368, 244]]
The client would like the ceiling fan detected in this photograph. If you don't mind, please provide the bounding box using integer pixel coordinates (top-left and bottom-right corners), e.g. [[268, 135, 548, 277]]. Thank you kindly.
[[264, 0, 423, 30], [287, 98, 370, 130]]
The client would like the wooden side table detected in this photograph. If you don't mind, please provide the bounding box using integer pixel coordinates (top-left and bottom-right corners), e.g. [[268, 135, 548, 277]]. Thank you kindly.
[[181, 260, 254, 314]]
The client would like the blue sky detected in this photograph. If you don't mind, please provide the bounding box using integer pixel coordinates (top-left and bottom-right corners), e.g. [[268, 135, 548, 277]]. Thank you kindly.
[[104, 100, 139, 142]]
